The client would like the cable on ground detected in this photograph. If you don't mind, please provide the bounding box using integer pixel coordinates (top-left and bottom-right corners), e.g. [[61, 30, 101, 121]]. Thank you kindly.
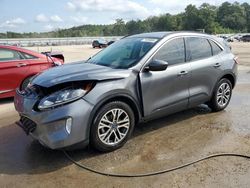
[[63, 151, 250, 178]]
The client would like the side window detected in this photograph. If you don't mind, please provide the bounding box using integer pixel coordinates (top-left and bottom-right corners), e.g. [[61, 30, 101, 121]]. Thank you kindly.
[[21, 52, 38, 59], [0, 49, 22, 62], [187, 37, 212, 61], [154, 38, 185, 66], [209, 40, 223, 56]]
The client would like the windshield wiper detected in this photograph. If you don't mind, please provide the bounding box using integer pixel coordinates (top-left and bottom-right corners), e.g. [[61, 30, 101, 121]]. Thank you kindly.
[[86, 57, 92, 63]]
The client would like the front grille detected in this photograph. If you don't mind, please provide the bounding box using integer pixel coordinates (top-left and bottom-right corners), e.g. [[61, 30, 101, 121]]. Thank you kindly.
[[18, 116, 37, 135]]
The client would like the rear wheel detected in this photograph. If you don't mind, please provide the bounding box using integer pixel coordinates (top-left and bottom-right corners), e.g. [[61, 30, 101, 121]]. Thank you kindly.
[[90, 101, 135, 152], [208, 78, 232, 112]]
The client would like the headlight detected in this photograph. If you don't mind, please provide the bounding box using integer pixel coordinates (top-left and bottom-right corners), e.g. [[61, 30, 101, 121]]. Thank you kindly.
[[38, 88, 86, 110]]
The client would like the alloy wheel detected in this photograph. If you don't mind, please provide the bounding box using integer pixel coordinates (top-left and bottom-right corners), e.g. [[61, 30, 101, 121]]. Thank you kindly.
[[217, 82, 231, 107], [97, 108, 130, 146]]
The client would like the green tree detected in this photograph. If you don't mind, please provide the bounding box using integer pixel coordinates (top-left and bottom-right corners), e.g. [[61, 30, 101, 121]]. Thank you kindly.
[[113, 19, 126, 36], [199, 3, 217, 33], [242, 2, 250, 32], [126, 20, 139, 35], [155, 13, 176, 31], [217, 2, 247, 32], [183, 5, 203, 30]]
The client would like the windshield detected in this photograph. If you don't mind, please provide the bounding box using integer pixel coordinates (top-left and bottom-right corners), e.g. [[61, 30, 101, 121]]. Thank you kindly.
[[87, 37, 159, 69]]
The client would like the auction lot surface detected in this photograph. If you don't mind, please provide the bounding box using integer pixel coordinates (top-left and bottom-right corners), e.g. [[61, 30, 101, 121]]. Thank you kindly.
[[1, 43, 250, 187]]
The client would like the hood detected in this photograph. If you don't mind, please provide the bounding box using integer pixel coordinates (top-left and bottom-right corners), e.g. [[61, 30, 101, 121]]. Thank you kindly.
[[32, 62, 131, 87]]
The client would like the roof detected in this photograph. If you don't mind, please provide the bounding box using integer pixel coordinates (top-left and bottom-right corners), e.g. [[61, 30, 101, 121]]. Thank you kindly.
[[126, 31, 213, 39], [126, 32, 174, 39]]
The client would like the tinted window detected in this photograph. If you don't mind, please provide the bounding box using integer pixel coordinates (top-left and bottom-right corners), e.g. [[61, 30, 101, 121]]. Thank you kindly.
[[209, 40, 222, 55], [154, 38, 185, 65], [187, 37, 212, 61], [0, 49, 22, 62]]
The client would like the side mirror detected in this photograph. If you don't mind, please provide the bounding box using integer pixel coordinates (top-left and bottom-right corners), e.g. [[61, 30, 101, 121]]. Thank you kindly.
[[145, 59, 168, 72]]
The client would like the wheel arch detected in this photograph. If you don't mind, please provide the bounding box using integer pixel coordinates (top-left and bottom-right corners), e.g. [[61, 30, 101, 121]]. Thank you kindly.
[[102, 96, 141, 124], [207, 73, 234, 112], [220, 73, 236, 89], [87, 94, 142, 136], [207, 72, 236, 104], [20, 74, 36, 90]]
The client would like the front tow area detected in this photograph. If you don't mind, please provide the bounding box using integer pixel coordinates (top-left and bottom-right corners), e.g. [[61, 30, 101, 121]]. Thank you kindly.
[[15, 96, 94, 149]]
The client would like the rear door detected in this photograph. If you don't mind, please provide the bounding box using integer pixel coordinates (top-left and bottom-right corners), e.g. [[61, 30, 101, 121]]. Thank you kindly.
[[0, 48, 29, 97], [19, 51, 51, 71], [140, 37, 191, 118], [185, 37, 223, 107]]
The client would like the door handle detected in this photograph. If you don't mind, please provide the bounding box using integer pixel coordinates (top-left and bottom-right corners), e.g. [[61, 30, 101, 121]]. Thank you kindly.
[[178, 71, 188, 76], [213, 63, 221, 68], [17, 63, 27, 67]]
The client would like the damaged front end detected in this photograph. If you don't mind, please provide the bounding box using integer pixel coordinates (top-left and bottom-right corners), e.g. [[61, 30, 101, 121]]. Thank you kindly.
[[14, 81, 96, 149], [34, 81, 95, 111]]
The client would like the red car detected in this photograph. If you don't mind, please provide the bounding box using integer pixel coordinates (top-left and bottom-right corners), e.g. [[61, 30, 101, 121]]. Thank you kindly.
[[0, 45, 64, 99]]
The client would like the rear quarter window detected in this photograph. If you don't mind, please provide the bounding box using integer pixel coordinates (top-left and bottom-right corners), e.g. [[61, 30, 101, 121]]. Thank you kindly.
[[209, 40, 223, 55], [21, 52, 38, 59]]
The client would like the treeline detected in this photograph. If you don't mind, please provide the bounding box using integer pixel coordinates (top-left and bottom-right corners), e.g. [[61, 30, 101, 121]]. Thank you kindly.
[[1, 1, 250, 38]]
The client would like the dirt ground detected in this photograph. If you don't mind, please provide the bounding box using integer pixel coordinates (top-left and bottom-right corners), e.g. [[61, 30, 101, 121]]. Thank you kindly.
[[0, 42, 250, 188], [26, 45, 102, 63]]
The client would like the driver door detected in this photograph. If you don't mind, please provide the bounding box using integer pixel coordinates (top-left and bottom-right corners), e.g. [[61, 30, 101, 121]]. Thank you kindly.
[[139, 37, 191, 118], [0, 48, 28, 97]]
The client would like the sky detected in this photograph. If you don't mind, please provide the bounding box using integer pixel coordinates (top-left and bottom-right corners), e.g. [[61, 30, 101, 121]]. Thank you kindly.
[[0, 0, 248, 33]]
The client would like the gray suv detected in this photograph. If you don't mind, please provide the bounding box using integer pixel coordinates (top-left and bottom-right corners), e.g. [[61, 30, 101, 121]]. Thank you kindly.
[[14, 32, 238, 152]]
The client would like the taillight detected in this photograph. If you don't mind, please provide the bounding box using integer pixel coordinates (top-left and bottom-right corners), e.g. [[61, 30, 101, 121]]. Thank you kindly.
[[234, 57, 239, 64]]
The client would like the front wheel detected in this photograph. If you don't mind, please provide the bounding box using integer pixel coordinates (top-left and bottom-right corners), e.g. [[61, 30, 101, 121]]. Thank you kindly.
[[208, 78, 232, 112], [90, 101, 135, 152]]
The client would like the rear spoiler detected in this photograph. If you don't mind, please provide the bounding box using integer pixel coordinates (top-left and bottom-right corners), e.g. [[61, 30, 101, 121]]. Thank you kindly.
[[41, 51, 64, 62]]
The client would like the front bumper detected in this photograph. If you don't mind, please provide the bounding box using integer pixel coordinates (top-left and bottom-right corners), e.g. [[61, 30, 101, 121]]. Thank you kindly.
[[14, 90, 94, 149]]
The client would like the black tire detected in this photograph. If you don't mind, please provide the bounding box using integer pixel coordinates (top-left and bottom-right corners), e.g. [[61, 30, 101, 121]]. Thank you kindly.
[[208, 78, 232, 112], [20, 76, 33, 91], [90, 101, 135, 152]]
